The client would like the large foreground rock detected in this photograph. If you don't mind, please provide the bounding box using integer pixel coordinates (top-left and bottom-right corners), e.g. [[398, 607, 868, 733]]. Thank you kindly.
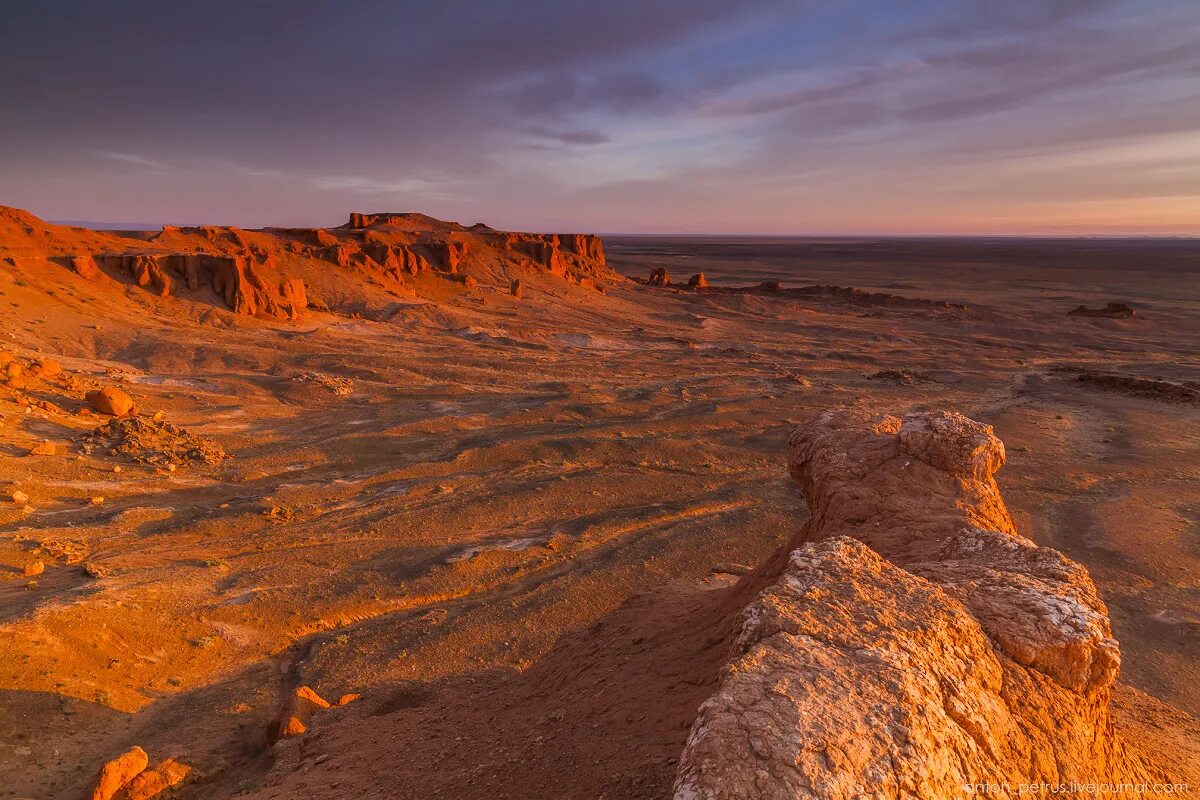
[[674, 409, 1169, 799], [90, 746, 148, 800]]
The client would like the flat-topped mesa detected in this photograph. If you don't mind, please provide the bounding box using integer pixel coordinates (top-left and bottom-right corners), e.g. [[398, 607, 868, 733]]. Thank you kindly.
[[675, 409, 1167, 800], [343, 212, 454, 231]]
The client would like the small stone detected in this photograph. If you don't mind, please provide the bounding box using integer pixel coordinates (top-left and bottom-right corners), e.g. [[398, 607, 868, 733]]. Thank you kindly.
[[27, 441, 56, 456], [90, 496, 106, 505], [10, 490, 29, 504], [23, 560, 44, 576]]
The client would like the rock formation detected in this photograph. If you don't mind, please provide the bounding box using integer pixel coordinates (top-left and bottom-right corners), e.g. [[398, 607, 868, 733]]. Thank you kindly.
[[90, 747, 149, 800], [500, 232, 609, 281], [1069, 302, 1136, 318], [648, 267, 670, 286], [439, 238, 469, 273], [0, 205, 619, 322], [674, 409, 1171, 799], [1067, 368, 1200, 404], [88, 252, 308, 319], [111, 759, 190, 800], [686, 281, 968, 313], [688, 272, 708, 288], [87, 387, 136, 417], [270, 685, 357, 743]]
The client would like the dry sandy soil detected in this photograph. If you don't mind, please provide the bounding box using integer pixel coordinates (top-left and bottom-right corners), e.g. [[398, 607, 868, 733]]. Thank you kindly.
[[0, 218, 1197, 798]]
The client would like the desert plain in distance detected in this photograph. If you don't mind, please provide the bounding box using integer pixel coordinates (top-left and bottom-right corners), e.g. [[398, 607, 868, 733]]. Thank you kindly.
[[0, 207, 1198, 798]]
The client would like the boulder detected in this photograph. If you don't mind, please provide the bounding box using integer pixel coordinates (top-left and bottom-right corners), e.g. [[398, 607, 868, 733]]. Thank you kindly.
[[112, 758, 190, 800], [90, 746, 148, 800], [510, 278, 524, 298], [687, 272, 708, 288], [648, 267, 670, 286], [27, 441, 55, 456], [271, 685, 332, 743], [68, 255, 104, 280], [87, 387, 135, 417], [34, 358, 62, 379]]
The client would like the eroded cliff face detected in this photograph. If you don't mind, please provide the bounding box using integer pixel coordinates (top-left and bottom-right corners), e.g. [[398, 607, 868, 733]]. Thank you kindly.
[[674, 409, 1168, 800], [91, 253, 309, 319], [0, 206, 618, 321], [500, 232, 609, 282]]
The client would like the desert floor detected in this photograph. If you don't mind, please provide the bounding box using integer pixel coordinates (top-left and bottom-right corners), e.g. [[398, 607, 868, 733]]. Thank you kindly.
[[1, 236, 1197, 798]]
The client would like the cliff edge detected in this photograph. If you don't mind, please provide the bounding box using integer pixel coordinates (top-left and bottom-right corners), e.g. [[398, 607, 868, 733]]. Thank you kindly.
[[674, 409, 1185, 799]]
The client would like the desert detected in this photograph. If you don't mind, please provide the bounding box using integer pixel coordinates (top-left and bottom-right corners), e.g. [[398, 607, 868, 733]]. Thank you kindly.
[[0, 207, 1197, 798], [4, 2, 1200, 798]]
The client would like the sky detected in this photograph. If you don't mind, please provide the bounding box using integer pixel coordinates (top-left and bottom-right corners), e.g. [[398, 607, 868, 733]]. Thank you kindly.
[[1, 0, 1198, 234]]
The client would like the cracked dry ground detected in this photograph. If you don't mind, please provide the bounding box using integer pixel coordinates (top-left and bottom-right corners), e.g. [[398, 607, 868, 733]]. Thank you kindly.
[[1, 237, 1199, 798]]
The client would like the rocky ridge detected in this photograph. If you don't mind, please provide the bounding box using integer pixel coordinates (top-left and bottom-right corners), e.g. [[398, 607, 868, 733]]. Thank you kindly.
[[673, 409, 1182, 799], [0, 206, 618, 322]]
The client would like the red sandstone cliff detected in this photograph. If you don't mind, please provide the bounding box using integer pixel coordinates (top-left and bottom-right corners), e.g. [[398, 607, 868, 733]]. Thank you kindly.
[[0, 206, 619, 321]]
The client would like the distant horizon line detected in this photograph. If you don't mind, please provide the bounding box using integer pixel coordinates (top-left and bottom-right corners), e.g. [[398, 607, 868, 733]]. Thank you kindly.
[[48, 219, 1200, 241]]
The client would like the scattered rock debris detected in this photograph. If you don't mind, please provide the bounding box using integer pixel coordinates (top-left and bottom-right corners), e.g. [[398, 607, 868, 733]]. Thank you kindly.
[[870, 368, 936, 386], [1068, 302, 1136, 318], [292, 371, 353, 396], [1068, 368, 1199, 404], [78, 416, 228, 466]]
